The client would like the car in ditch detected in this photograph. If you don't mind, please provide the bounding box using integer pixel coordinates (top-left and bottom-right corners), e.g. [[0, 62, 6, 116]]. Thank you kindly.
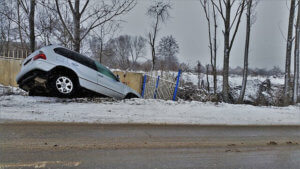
[[16, 45, 141, 99]]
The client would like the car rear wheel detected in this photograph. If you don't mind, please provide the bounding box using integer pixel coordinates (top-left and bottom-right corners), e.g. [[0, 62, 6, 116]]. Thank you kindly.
[[50, 74, 77, 97]]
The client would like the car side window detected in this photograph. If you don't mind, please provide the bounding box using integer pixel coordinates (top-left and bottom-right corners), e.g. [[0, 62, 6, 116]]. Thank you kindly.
[[54, 48, 97, 71], [94, 61, 117, 81]]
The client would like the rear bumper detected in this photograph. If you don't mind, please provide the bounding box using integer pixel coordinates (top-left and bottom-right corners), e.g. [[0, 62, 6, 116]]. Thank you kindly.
[[17, 70, 48, 91], [16, 60, 55, 83]]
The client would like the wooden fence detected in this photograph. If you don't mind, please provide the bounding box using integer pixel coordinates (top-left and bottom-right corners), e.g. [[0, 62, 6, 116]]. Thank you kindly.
[[0, 57, 23, 86]]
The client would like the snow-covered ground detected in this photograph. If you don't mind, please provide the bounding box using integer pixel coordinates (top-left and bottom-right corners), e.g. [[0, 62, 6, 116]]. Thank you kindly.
[[182, 72, 284, 87], [181, 72, 285, 101], [0, 93, 299, 125]]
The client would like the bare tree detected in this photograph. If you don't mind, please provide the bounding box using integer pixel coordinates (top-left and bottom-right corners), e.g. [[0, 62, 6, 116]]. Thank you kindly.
[[157, 35, 179, 71], [89, 22, 119, 63], [200, 0, 218, 94], [211, 0, 246, 103], [196, 61, 202, 88], [206, 64, 210, 92], [147, 0, 171, 70], [129, 36, 147, 69], [0, 0, 13, 53], [284, 0, 296, 105], [105, 35, 146, 70], [54, 0, 136, 52], [238, 0, 257, 103], [28, 0, 35, 52], [16, 0, 25, 48], [0, 0, 34, 52], [293, 1, 300, 104], [18, 0, 36, 52], [35, 1, 58, 47]]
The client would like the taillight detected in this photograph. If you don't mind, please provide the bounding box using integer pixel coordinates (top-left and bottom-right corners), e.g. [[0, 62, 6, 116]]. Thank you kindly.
[[33, 53, 47, 61]]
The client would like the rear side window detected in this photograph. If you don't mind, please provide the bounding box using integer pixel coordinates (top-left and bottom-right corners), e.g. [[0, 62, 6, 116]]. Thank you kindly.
[[54, 47, 97, 71], [94, 61, 117, 81]]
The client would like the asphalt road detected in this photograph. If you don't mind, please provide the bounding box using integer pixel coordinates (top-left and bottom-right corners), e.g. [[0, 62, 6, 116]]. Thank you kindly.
[[1, 122, 300, 169]]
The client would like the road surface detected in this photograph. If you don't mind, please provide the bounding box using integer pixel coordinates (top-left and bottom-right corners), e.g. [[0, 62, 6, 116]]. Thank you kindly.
[[0, 122, 300, 169]]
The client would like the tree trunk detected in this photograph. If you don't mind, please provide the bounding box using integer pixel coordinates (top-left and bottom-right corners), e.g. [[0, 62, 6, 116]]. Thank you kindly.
[[238, 0, 252, 103], [200, 0, 218, 94], [293, 2, 300, 104], [206, 64, 210, 92], [99, 40, 103, 63], [17, 1, 24, 50], [151, 46, 156, 70], [284, 0, 296, 105], [212, 4, 217, 95], [197, 61, 201, 89], [150, 15, 159, 71], [29, 0, 35, 53], [73, 0, 81, 52], [222, 0, 231, 103]]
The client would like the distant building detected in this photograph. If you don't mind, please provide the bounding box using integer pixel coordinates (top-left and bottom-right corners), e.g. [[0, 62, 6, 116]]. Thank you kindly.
[[0, 42, 30, 59]]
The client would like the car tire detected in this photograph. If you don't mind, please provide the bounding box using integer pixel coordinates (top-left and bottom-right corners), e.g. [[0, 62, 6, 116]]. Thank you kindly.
[[28, 90, 36, 96], [49, 73, 77, 98], [125, 93, 139, 99]]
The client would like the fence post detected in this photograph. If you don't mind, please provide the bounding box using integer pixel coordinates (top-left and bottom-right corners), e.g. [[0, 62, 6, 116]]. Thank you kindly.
[[141, 75, 147, 98], [153, 76, 160, 99], [173, 69, 182, 101]]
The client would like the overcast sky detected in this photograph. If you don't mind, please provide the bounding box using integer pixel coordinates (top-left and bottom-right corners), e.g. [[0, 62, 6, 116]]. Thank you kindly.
[[118, 0, 291, 70]]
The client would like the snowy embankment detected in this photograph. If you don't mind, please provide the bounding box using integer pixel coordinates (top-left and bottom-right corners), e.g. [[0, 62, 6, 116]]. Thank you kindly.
[[0, 95, 299, 125], [181, 72, 285, 101]]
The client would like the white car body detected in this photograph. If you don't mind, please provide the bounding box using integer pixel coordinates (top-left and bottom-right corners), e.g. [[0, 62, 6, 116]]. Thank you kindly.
[[16, 45, 141, 99]]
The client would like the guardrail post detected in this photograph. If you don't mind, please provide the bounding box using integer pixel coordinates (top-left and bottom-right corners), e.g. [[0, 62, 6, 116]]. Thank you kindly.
[[141, 75, 147, 98], [173, 69, 182, 101], [153, 76, 160, 99]]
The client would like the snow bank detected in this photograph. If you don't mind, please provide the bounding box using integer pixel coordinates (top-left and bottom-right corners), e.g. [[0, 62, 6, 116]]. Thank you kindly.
[[0, 84, 27, 96], [0, 95, 299, 125]]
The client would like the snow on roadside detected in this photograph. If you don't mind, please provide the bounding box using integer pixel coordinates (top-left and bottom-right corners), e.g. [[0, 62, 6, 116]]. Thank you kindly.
[[0, 95, 299, 125], [0, 84, 27, 96]]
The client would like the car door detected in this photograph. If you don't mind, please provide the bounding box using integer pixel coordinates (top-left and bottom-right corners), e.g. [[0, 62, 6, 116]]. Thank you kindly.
[[94, 61, 125, 98], [54, 47, 99, 92], [66, 50, 98, 85]]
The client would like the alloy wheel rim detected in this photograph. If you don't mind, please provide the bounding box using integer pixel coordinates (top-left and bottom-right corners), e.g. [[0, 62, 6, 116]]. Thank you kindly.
[[56, 76, 73, 94]]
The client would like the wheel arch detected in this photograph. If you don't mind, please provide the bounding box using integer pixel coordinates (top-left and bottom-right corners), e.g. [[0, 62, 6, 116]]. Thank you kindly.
[[125, 93, 139, 99], [49, 66, 79, 84]]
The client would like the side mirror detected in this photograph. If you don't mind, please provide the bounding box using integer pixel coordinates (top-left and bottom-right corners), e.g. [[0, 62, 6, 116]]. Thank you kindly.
[[116, 74, 120, 82]]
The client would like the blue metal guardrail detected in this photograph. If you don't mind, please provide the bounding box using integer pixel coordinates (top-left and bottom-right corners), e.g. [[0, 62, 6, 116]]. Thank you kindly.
[[153, 76, 160, 99], [141, 75, 147, 98], [172, 69, 181, 101]]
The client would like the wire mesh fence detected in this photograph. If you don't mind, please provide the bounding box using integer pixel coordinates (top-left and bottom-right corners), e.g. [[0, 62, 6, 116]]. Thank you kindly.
[[142, 70, 181, 100]]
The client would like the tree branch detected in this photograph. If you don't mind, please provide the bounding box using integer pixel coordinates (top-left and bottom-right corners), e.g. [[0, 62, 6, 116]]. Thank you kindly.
[[229, 0, 246, 51], [55, 0, 74, 42], [80, 0, 90, 16]]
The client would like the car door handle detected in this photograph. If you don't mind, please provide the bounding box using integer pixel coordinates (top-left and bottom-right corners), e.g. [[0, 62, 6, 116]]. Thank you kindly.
[[97, 74, 103, 77]]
